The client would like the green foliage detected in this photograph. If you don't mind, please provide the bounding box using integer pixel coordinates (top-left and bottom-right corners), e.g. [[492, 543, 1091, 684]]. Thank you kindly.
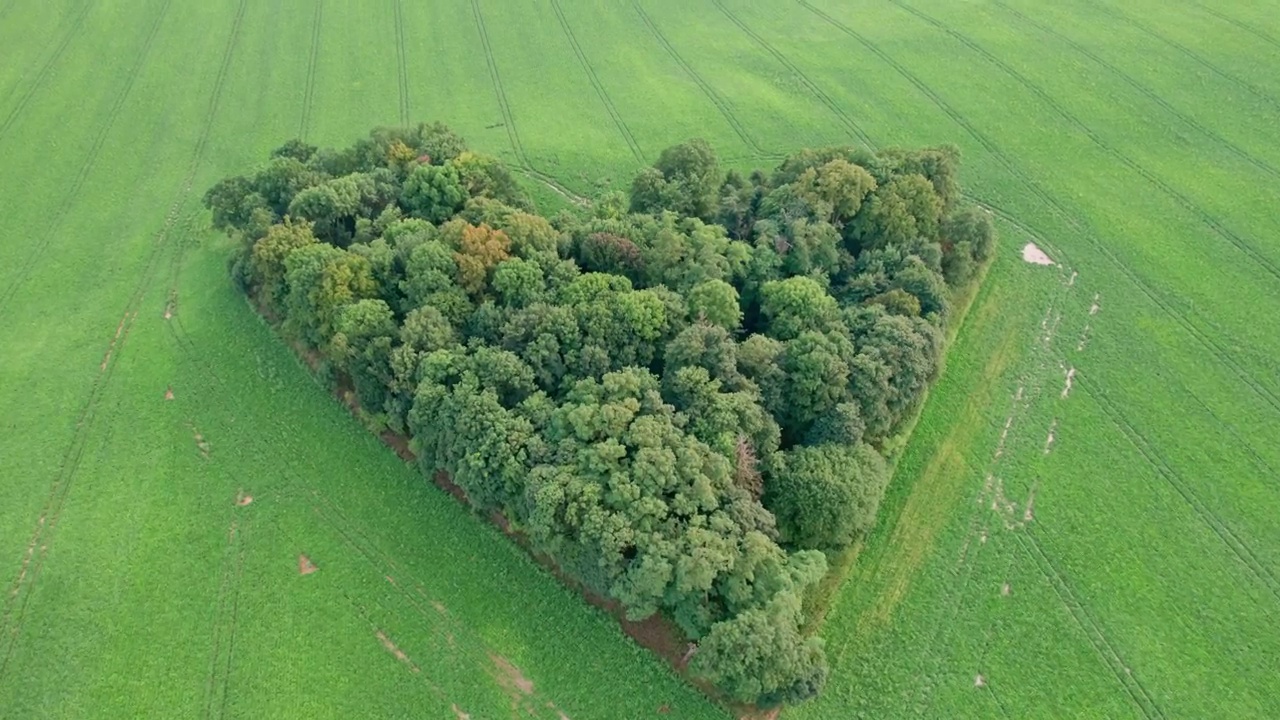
[[211, 127, 992, 710], [764, 443, 888, 550]]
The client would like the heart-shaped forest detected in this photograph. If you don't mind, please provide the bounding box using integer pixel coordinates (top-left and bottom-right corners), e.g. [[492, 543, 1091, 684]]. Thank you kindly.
[[203, 123, 994, 710]]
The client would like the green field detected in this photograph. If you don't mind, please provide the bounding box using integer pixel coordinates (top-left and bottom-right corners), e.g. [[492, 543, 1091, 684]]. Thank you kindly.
[[2, 0, 1277, 717]]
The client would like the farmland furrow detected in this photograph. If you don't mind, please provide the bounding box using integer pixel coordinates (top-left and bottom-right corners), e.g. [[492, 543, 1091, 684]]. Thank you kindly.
[[891, 0, 1280, 286], [990, 0, 1280, 182], [469, 0, 578, 198], [711, 0, 875, 149], [797, 0, 1280, 418], [548, 0, 644, 162], [298, 0, 323, 140], [1192, 3, 1280, 52], [1083, 0, 1280, 111], [1079, 376, 1280, 605], [0, 0, 172, 313], [203, 509, 248, 720], [1017, 530, 1166, 719], [0, 0, 92, 145], [629, 1, 764, 156], [0, 0, 248, 682], [393, 0, 409, 126]]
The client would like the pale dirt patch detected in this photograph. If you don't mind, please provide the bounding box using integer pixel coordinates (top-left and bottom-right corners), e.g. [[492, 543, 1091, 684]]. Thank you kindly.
[[1067, 270, 1077, 286], [1077, 324, 1091, 352], [451, 705, 470, 720], [376, 630, 421, 673], [164, 387, 175, 401], [1062, 367, 1076, 398], [1022, 242, 1055, 265], [1001, 583, 1011, 597], [490, 653, 535, 695], [1089, 293, 1101, 316], [235, 491, 253, 507], [975, 674, 987, 687], [298, 554, 318, 575], [1044, 418, 1059, 454]]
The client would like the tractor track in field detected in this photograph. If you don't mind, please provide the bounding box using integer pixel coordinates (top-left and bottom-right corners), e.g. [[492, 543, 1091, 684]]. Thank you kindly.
[[548, 0, 644, 163], [469, 0, 578, 200], [630, 1, 765, 156], [1017, 530, 1167, 720], [1192, 3, 1280, 53], [1079, 376, 1280, 605], [203, 507, 248, 720], [711, 0, 876, 150], [298, 0, 323, 140], [0, 0, 93, 146], [1083, 0, 1280, 112], [891, 0, 1280, 287], [0, 0, 247, 683], [798, 0, 1280, 421], [0, 0, 171, 313], [392, 0, 410, 127], [991, 0, 1280, 183]]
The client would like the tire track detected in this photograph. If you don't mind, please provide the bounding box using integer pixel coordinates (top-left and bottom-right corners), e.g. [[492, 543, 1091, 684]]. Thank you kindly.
[[0, 0, 92, 145], [890, 0, 1280, 286], [1016, 530, 1166, 719], [1079, 375, 1280, 605], [1192, 3, 1280, 53], [797, 0, 1280, 419], [0, 0, 248, 682], [0, 0, 170, 313], [629, 0, 764, 155], [392, 0, 409, 126], [711, 0, 875, 150], [203, 506, 248, 720], [469, 0, 578, 199], [991, 0, 1280, 183], [548, 0, 644, 162], [298, 0, 323, 140], [1084, 0, 1280, 112]]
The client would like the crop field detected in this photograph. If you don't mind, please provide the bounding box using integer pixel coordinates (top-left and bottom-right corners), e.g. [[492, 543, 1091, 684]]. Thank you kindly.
[[1, 0, 1277, 717]]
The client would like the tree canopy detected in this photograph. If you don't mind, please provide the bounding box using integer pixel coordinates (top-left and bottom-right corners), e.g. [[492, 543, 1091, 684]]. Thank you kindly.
[[206, 125, 994, 709]]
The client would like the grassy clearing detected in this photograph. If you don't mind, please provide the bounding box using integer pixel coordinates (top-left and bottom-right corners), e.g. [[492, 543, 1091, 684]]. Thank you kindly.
[[1, 0, 1277, 717]]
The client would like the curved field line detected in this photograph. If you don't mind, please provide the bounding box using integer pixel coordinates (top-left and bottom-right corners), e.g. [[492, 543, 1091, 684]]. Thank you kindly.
[[0, 0, 248, 681], [392, 0, 409, 126], [1078, 376, 1280, 605], [890, 0, 1280, 286], [548, 0, 644, 162], [796, 0, 1280, 419], [991, 0, 1280, 183], [629, 0, 764, 156], [1016, 530, 1166, 719], [0, 0, 93, 145], [298, 0, 323, 140], [711, 0, 875, 150], [469, 0, 579, 199], [0, 0, 173, 313], [1083, 0, 1280, 112], [1192, 3, 1280, 53]]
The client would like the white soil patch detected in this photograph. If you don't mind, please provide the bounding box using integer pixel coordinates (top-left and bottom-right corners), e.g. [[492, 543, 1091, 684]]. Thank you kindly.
[[1044, 418, 1059, 454], [1001, 583, 1011, 597], [1022, 242, 1055, 265], [1062, 367, 1077, 398], [235, 491, 253, 507], [1089, 293, 1101, 316], [164, 387, 175, 401], [1067, 271, 1078, 286], [975, 674, 987, 687]]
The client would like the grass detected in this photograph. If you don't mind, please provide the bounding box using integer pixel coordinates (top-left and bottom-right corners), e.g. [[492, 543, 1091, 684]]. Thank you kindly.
[[1, 0, 1277, 717]]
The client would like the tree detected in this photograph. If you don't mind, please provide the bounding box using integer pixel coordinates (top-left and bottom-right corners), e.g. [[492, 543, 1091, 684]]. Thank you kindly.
[[630, 139, 721, 220], [452, 223, 511, 297], [282, 243, 376, 347], [692, 592, 828, 707], [330, 299, 397, 410], [686, 279, 742, 330], [759, 277, 843, 341], [249, 218, 318, 311], [400, 163, 465, 223], [764, 443, 888, 549]]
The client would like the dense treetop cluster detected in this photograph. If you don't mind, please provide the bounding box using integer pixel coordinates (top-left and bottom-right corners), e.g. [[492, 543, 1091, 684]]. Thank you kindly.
[[204, 123, 994, 708]]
